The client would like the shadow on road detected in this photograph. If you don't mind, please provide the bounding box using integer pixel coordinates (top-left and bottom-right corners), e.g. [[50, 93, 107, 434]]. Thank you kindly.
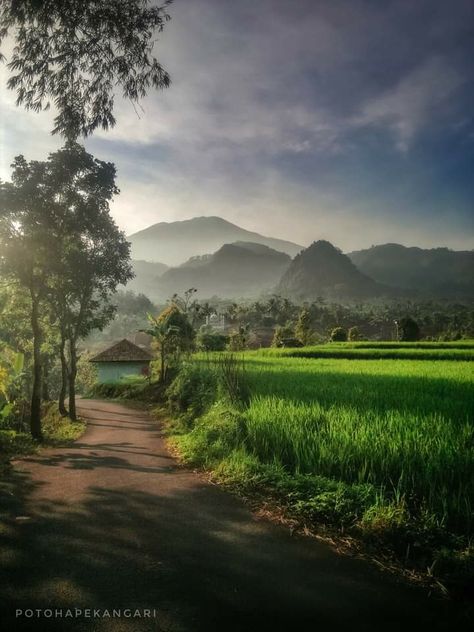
[[1, 472, 468, 632], [0, 399, 469, 631]]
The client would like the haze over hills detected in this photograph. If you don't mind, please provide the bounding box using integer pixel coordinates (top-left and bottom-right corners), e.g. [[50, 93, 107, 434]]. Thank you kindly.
[[128, 216, 303, 266], [349, 244, 474, 299], [124, 217, 473, 303], [125, 260, 169, 297], [156, 242, 291, 300], [278, 240, 387, 301]]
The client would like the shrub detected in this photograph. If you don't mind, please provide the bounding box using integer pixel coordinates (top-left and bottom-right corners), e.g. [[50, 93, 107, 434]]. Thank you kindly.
[[330, 326, 347, 342], [272, 324, 295, 347], [196, 326, 228, 352], [295, 309, 313, 346], [90, 375, 151, 400], [167, 363, 218, 418], [397, 316, 421, 342], [0, 429, 35, 456], [348, 326, 360, 341], [227, 325, 251, 351], [75, 352, 98, 394]]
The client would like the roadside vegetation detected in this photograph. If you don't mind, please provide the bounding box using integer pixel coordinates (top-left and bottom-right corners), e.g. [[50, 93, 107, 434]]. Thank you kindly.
[[79, 290, 474, 593], [0, 402, 85, 473], [161, 349, 473, 593]]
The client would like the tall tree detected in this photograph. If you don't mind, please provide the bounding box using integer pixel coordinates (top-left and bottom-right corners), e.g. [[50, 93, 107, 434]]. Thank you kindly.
[[0, 0, 172, 139], [54, 226, 133, 420], [0, 156, 55, 438], [295, 308, 313, 346], [45, 143, 134, 419], [0, 143, 133, 434]]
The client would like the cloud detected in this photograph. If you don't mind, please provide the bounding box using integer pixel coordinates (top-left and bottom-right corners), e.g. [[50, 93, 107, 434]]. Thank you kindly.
[[354, 56, 465, 151], [0, 0, 472, 252]]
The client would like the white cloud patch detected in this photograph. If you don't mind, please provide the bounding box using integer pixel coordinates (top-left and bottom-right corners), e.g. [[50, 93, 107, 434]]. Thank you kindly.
[[354, 56, 465, 151]]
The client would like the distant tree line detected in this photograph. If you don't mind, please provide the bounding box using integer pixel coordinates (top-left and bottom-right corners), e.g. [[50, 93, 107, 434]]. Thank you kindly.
[[89, 289, 474, 355]]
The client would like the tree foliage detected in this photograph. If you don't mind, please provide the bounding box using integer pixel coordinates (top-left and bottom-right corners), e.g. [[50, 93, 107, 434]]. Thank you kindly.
[[348, 326, 360, 341], [295, 308, 313, 345], [0, 142, 133, 433], [398, 317, 421, 342], [0, 0, 173, 138], [330, 326, 348, 342], [144, 304, 195, 382]]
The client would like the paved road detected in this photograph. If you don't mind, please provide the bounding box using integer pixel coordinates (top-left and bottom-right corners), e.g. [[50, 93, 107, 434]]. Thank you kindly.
[[0, 399, 466, 631]]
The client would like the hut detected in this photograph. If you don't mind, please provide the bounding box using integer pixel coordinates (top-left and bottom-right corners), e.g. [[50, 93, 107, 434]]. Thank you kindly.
[[90, 339, 153, 384]]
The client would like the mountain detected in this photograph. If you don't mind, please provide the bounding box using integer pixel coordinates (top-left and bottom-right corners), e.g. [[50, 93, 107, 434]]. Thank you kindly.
[[348, 244, 474, 299], [128, 216, 303, 265], [157, 242, 291, 299], [124, 260, 168, 298], [278, 240, 385, 300]]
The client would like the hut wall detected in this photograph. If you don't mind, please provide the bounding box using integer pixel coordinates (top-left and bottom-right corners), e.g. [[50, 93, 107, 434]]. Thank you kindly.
[[97, 362, 149, 384]]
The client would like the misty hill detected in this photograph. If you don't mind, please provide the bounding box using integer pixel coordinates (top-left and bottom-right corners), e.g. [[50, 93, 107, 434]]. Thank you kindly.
[[128, 216, 303, 265], [349, 244, 474, 299], [158, 242, 291, 299], [124, 260, 168, 297], [278, 240, 385, 300]]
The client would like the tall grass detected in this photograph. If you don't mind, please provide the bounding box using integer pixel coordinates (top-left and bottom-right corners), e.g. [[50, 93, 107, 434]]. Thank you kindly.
[[260, 345, 474, 361], [240, 355, 474, 534]]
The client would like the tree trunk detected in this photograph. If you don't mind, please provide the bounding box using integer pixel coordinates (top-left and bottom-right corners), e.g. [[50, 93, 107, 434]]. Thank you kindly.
[[30, 295, 43, 440], [42, 361, 50, 401], [68, 338, 78, 421], [58, 334, 68, 417]]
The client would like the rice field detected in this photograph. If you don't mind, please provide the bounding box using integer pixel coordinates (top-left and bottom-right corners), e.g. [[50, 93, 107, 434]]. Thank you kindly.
[[260, 342, 474, 361], [238, 350, 474, 534]]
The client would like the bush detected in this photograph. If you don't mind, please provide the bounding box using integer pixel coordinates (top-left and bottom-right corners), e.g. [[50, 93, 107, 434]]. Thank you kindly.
[[227, 325, 251, 351], [90, 375, 151, 400], [167, 363, 218, 418], [330, 326, 347, 342], [272, 324, 296, 347], [75, 352, 98, 395], [41, 402, 85, 443], [348, 326, 360, 341], [196, 327, 228, 352], [295, 309, 313, 346], [0, 429, 35, 456], [398, 317, 421, 342]]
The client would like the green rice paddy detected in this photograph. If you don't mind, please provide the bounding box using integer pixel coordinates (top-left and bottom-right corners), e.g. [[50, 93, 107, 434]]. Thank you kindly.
[[239, 350, 473, 533]]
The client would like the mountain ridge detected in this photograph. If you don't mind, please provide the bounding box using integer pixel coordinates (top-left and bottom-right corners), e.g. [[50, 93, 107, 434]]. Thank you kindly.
[[278, 240, 388, 300], [157, 241, 291, 299], [349, 243, 474, 299], [128, 216, 303, 265]]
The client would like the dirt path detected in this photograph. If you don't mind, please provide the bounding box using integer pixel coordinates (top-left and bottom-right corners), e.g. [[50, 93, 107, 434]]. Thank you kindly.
[[0, 399, 465, 631]]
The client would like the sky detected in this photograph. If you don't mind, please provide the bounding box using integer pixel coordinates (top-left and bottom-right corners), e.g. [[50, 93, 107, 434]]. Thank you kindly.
[[0, 0, 473, 252]]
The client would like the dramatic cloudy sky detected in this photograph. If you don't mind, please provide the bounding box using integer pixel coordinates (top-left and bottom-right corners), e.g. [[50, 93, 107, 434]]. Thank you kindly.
[[0, 0, 473, 251]]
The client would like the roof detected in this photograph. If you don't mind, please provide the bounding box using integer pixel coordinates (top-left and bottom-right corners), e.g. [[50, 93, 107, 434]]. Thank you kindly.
[[90, 339, 153, 363]]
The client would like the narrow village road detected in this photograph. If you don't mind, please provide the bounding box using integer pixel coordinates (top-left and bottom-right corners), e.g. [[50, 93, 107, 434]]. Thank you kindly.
[[0, 399, 465, 631]]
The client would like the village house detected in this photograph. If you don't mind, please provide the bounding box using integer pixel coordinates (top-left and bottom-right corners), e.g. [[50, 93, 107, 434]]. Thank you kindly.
[[90, 339, 153, 384]]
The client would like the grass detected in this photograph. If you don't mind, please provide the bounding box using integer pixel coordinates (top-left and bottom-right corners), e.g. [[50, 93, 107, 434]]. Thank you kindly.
[[0, 403, 85, 471], [243, 357, 472, 533], [165, 344, 474, 590], [260, 343, 474, 361]]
